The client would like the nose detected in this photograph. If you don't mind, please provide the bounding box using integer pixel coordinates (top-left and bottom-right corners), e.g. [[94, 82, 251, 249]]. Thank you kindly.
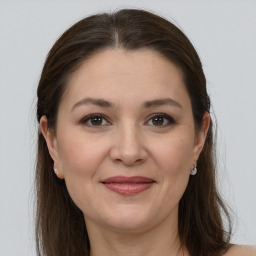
[[110, 123, 148, 166]]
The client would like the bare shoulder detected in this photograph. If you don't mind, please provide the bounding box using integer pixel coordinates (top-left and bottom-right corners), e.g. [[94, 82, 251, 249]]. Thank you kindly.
[[223, 245, 256, 256]]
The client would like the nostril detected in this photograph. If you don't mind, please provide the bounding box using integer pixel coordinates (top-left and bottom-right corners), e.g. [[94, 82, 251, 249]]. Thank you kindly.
[[135, 158, 144, 164], [109, 141, 148, 166], [112, 157, 144, 166], [114, 158, 123, 163]]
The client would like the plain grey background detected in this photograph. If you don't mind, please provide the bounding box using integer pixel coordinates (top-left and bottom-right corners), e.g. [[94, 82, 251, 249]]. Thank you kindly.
[[0, 1, 255, 255]]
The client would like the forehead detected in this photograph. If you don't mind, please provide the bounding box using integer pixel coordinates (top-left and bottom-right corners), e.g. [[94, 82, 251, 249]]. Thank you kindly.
[[61, 48, 190, 109]]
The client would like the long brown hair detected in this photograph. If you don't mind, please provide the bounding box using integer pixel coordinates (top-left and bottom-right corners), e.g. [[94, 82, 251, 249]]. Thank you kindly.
[[36, 9, 232, 256]]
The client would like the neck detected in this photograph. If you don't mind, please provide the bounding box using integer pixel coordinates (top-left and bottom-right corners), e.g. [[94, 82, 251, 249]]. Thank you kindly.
[[86, 214, 187, 256]]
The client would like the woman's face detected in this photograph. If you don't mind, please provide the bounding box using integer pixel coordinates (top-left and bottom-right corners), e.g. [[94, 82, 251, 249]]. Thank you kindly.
[[41, 48, 209, 233]]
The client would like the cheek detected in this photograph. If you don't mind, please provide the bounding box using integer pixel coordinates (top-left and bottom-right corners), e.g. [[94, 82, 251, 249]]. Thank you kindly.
[[57, 130, 109, 193], [58, 131, 107, 175], [138, 131, 193, 220], [56, 132, 110, 211], [153, 132, 194, 175], [151, 129, 194, 198]]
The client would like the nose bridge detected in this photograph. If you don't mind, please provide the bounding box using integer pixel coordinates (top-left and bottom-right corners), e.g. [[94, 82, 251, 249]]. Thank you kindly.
[[120, 120, 139, 150], [110, 119, 147, 165]]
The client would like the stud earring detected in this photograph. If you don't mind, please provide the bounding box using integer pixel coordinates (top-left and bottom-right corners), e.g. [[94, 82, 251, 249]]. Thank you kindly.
[[53, 164, 59, 177], [54, 167, 59, 176], [190, 161, 197, 175]]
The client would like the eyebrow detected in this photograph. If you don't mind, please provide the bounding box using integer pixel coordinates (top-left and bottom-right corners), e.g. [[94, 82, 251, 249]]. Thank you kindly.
[[71, 98, 114, 111], [144, 98, 182, 109], [71, 97, 182, 111]]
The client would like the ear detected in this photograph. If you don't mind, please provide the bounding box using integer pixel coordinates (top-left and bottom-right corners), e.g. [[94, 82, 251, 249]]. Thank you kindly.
[[40, 115, 64, 179], [193, 112, 211, 160]]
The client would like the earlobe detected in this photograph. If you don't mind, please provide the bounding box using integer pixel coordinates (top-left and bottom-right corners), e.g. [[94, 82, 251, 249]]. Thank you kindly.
[[193, 112, 211, 159], [53, 164, 64, 180]]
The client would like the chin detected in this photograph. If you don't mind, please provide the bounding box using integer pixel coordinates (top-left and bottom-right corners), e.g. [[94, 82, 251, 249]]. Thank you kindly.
[[93, 204, 160, 233], [105, 216, 153, 233]]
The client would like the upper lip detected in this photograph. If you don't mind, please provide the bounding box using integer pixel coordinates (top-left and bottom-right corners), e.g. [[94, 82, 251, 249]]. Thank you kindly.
[[101, 176, 155, 183]]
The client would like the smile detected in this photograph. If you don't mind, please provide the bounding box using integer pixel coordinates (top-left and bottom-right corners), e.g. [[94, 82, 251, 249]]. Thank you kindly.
[[101, 176, 155, 196]]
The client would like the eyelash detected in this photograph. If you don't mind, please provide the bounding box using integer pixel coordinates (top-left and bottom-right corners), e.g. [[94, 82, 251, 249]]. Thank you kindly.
[[80, 113, 176, 128], [80, 114, 110, 127], [147, 113, 176, 127]]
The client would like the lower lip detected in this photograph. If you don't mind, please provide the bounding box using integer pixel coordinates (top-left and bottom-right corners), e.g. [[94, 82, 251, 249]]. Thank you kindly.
[[103, 183, 154, 196]]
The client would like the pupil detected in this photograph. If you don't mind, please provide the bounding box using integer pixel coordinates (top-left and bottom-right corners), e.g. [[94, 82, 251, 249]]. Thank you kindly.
[[91, 117, 102, 125], [153, 116, 164, 126]]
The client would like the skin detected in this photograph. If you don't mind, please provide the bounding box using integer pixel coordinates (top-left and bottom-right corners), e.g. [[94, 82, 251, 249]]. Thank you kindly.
[[40, 48, 255, 256], [224, 245, 256, 256]]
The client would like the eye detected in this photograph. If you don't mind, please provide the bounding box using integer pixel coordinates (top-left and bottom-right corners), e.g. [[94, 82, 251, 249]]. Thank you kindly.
[[80, 114, 110, 127], [146, 114, 175, 127]]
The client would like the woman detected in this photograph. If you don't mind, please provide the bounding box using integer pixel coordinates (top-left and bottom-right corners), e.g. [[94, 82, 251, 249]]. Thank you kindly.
[[36, 9, 255, 256]]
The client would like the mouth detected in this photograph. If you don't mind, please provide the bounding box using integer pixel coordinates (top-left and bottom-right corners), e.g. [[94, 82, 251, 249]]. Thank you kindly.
[[101, 176, 155, 196]]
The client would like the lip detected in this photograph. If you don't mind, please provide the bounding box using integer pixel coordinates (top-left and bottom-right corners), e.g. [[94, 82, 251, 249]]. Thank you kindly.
[[101, 176, 155, 196]]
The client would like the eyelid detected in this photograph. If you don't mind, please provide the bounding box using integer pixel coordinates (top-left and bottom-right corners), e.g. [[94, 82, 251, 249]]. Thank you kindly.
[[79, 113, 176, 128], [145, 113, 176, 127], [80, 113, 111, 127]]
